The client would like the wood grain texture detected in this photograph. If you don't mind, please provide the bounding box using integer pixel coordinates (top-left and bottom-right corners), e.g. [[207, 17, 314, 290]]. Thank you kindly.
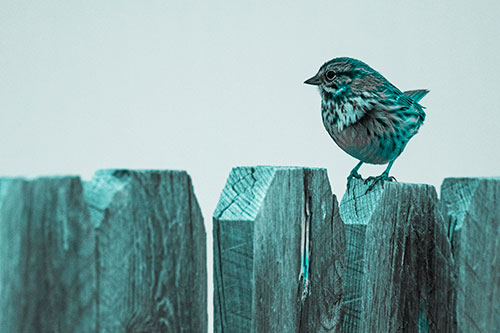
[[0, 177, 96, 332], [84, 169, 207, 332], [213, 166, 344, 332], [340, 179, 455, 332], [440, 177, 500, 332], [0, 169, 207, 332]]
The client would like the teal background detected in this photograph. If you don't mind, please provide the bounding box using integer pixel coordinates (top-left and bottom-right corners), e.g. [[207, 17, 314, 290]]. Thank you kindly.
[[2, 1, 499, 330]]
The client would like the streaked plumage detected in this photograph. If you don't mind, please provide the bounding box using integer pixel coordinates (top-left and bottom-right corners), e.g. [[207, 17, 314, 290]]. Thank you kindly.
[[305, 57, 428, 189]]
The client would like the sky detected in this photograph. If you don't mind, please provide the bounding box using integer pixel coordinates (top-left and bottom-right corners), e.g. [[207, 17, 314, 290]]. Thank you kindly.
[[2, 0, 500, 330]]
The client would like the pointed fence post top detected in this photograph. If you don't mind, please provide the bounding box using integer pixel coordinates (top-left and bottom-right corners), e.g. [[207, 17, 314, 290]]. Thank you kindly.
[[213, 165, 343, 333], [213, 166, 331, 221]]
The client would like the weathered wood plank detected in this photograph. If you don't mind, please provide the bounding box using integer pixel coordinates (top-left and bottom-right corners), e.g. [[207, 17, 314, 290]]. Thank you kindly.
[[0, 169, 207, 332], [440, 177, 500, 332], [213, 166, 344, 332], [340, 179, 455, 332], [0, 177, 96, 332], [84, 169, 207, 332]]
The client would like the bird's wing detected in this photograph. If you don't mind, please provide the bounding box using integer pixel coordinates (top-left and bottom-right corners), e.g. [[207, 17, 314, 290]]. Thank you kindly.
[[373, 84, 426, 130]]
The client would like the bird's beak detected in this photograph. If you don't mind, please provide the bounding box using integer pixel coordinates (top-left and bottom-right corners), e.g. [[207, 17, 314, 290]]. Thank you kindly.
[[304, 73, 321, 85]]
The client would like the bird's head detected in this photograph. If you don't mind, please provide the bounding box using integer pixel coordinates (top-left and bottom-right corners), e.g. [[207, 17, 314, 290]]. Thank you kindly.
[[305, 57, 384, 101]]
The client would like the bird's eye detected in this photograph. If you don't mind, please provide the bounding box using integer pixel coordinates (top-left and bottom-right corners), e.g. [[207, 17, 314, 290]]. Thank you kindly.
[[326, 71, 335, 80]]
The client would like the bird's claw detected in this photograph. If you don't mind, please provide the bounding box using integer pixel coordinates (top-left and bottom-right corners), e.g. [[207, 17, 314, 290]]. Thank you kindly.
[[347, 171, 363, 182], [347, 171, 363, 192], [363, 175, 396, 185], [364, 174, 397, 193]]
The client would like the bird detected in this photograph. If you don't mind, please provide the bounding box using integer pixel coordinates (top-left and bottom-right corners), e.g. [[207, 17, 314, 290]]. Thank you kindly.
[[304, 57, 428, 191]]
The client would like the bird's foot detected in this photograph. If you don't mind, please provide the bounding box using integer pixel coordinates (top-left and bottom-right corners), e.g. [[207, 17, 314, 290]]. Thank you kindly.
[[364, 174, 397, 193], [347, 170, 363, 191], [347, 170, 363, 182]]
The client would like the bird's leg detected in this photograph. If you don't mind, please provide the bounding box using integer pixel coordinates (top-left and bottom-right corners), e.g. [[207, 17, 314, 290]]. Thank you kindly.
[[364, 160, 397, 193], [347, 161, 364, 182]]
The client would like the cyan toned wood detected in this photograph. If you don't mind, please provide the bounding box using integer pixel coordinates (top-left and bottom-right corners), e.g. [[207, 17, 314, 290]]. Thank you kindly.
[[440, 177, 500, 332], [340, 179, 455, 332], [213, 166, 344, 332], [0, 170, 207, 332], [84, 169, 207, 332], [0, 177, 96, 332]]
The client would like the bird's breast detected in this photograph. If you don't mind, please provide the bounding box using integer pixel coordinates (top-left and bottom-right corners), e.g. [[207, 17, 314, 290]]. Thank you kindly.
[[322, 108, 402, 164]]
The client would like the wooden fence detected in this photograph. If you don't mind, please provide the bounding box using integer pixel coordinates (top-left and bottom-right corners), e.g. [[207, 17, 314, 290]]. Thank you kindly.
[[0, 167, 498, 332], [0, 170, 206, 332]]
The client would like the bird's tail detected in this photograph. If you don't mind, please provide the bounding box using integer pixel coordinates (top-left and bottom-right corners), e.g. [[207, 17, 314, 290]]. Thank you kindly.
[[404, 89, 429, 103]]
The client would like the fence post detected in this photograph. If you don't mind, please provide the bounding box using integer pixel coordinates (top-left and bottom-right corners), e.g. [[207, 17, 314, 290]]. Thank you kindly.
[[0, 177, 96, 332], [213, 166, 344, 332], [0, 169, 207, 332], [340, 179, 455, 332], [440, 177, 500, 332]]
